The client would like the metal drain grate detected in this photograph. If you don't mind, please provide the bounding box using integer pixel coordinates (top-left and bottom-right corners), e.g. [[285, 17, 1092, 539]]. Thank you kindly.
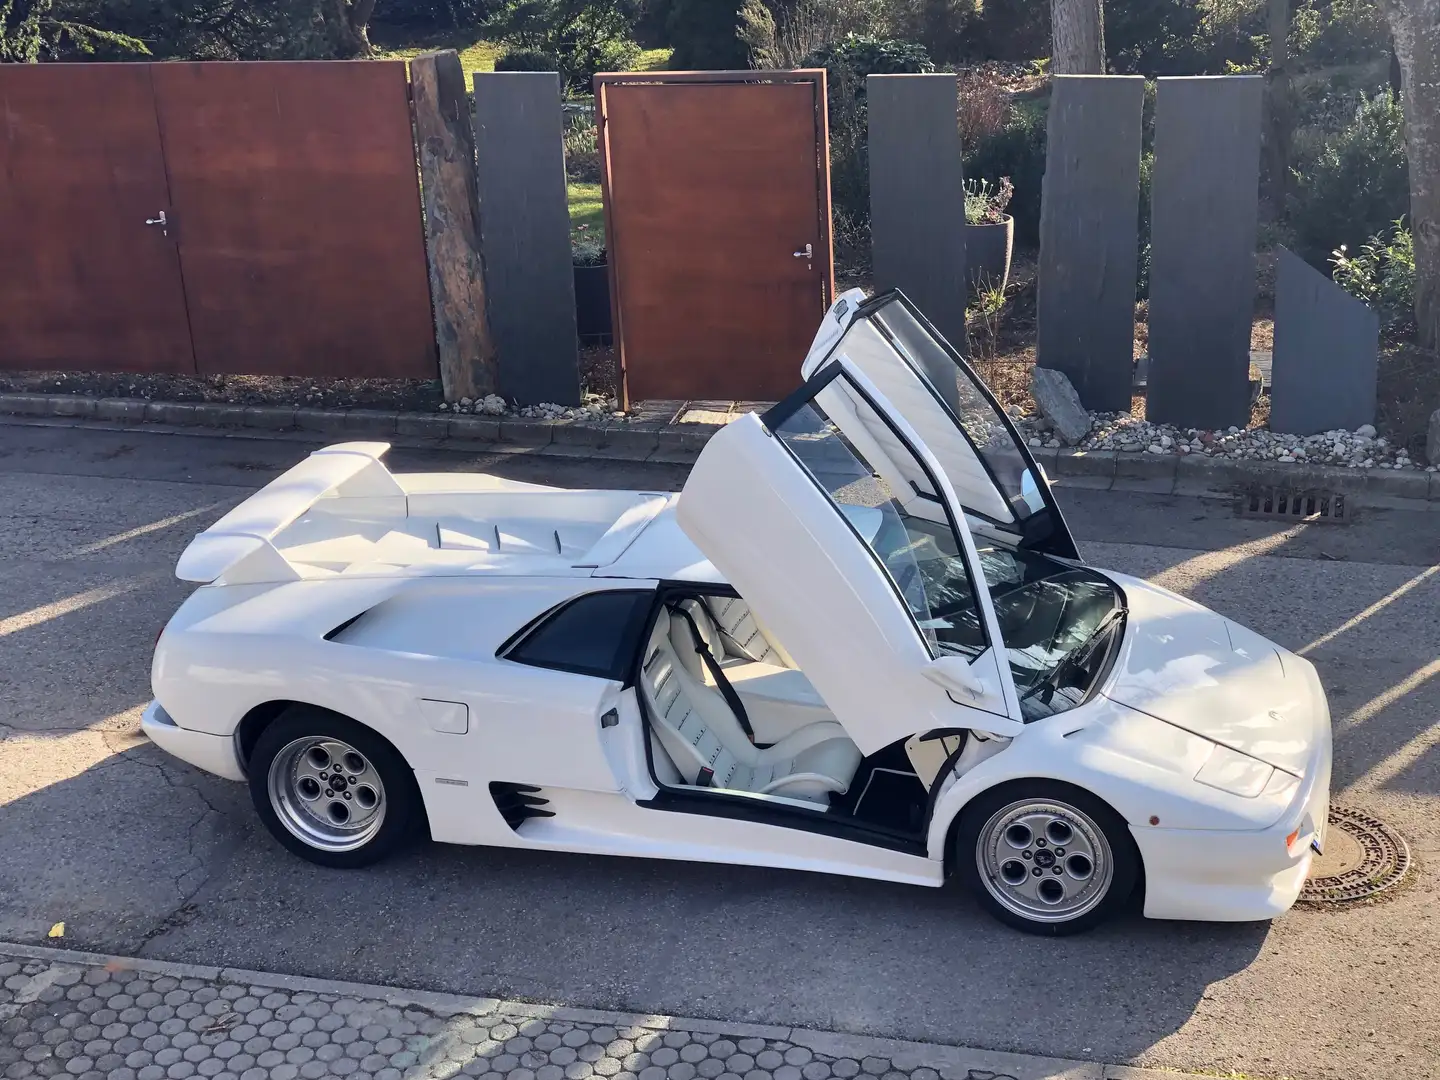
[[1300, 806, 1411, 903], [1238, 487, 1349, 523]]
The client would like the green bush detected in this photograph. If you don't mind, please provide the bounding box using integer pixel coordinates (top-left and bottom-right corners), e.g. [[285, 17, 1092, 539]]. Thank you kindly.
[[801, 35, 935, 224], [964, 98, 1046, 245], [1288, 90, 1409, 268], [664, 0, 749, 69], [486, 0, 639, 92], [1331, 220, 1415, 331], [494, 47, 563, 72]]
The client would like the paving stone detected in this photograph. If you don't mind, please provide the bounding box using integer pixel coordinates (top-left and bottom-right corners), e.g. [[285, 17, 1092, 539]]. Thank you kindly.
[[756, 1053, 784, 1070], [831, 1062, 859, 1078], [698, 1061, 726, 1078], [725, 1056, 754, 1074]]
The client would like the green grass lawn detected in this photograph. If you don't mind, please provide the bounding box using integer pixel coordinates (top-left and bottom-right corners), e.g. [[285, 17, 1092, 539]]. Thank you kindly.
[[568, 181, 604, 232]]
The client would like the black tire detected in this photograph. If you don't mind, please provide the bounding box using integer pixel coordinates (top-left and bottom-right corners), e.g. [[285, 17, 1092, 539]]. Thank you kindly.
[[954, 780, 1140, 936], [248, 706, 421, 869]]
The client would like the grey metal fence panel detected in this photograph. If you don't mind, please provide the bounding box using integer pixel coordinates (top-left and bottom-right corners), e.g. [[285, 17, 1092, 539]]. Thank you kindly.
[[1036, 75, 1145, 413], [867, 74, 967, 352], [1146, 75, 1263, 430], [472, 71, 581, 406], [1270, 246, 1379, 435]]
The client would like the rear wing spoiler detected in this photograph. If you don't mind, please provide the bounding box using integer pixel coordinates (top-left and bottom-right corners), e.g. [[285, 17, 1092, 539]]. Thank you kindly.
[[176, 442, 400, 585]]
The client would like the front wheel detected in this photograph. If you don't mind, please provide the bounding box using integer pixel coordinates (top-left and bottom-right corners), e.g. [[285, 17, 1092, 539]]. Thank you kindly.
[[249, 706, 420, 869], [955, 781, 1139, 935]]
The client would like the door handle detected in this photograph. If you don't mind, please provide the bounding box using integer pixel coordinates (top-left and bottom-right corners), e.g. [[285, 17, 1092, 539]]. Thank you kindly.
[[145, 211, 169, 237], [792, 244, 812, 259]]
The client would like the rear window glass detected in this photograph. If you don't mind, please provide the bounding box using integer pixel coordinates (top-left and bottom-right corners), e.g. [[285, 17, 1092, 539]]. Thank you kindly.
[[505, 590, 653, 680]]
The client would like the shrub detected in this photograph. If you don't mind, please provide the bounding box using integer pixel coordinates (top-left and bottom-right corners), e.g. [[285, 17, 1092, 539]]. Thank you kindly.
[[487, 0, 640, 92], [802, 35, 935, 223], [495, 48, 563, 72], [664, 0, 750, 69], [1288, 90, 1409, 268], [963, 177, 1013, 224], [1331, 220, 1415, 332], [956, 70, 1008, 152], [563, 111, 601, 182], [964, 97, 1046, 245]]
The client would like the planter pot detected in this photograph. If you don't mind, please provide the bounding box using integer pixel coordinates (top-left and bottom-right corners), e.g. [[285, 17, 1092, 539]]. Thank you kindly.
[[574, 263, 612, 346], [965, 215, 1014, 294]]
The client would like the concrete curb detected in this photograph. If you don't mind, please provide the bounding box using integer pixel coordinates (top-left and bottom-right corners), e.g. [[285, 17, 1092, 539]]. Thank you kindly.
[[1, 392, 1436, 505], [0, 941, 1210, 1080]]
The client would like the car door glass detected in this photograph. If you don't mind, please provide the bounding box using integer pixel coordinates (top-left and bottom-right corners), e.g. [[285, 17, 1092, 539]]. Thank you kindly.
[[871, 300, 1043, 524], [770, 381, 987, 659]]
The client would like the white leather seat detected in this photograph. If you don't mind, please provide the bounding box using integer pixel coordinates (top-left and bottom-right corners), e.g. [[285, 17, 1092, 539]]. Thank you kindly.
[[705, 596, 794, 668], [640, 609, 862, 804]]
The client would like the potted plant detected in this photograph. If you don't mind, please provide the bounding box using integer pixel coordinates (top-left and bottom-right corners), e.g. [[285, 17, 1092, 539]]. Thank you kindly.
[[964, 176, 1014, 294], [571, 226, 612, 346]]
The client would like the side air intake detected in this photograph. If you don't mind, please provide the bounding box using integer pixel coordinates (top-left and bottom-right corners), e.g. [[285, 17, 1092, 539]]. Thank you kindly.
[[489, 782, 554, 830]]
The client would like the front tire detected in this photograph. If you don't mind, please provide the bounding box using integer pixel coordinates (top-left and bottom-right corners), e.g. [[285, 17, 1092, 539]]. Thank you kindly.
[[955, 780, 1139, 936], [248, 706, 419, 869]]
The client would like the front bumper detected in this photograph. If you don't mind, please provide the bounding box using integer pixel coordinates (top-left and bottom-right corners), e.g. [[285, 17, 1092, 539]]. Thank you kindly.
[[141, 701, 246, 782], [1135, 682, 1333, 922]]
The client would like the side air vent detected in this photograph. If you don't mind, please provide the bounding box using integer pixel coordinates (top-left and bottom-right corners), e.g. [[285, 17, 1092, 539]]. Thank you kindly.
[[489, 782, 554, 830]]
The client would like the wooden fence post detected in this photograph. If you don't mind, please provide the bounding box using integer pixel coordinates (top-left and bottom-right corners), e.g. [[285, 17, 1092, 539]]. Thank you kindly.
[[867, 74, 968, 353], [411, 49, 498, 401], [1036, 75, 1145, 413]]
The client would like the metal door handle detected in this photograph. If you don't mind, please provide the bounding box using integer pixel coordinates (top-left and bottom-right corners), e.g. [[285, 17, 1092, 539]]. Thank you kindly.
[[145, 211, 167, 227], [792, 244, 812, 259]]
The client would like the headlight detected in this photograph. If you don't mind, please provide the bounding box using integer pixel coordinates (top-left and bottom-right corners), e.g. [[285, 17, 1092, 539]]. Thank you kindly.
[[1194, 743, 1274, 798]]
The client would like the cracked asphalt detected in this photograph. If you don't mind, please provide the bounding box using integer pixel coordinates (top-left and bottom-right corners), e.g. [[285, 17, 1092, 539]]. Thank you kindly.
[[0, 421, 1436, 1080]]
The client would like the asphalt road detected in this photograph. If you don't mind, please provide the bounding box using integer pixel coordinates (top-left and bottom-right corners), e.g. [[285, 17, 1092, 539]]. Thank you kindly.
[[1, 420, 1436, 1080]]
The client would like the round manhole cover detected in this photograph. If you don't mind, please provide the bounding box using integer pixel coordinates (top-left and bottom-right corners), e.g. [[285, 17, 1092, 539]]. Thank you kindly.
[[1301, 806, 1410, 903]]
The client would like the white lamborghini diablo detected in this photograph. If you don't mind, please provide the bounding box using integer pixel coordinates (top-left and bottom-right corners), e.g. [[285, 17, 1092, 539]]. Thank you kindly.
[[144, 289, 1332, 935]]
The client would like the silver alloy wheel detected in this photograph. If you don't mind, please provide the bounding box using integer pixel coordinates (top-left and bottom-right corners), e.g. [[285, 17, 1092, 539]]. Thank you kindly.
[[267, 737, 386, 852], [976, 799, 1114, 923]]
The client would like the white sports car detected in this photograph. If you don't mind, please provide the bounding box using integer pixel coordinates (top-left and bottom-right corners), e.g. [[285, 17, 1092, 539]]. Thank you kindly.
[[145, 289, 1332, 935]]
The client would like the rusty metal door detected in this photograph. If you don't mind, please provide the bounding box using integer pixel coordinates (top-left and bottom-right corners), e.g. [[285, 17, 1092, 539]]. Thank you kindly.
[[150, 61, 436, 379], [597, 73, 834, 404], [0, 64, 196, 374]]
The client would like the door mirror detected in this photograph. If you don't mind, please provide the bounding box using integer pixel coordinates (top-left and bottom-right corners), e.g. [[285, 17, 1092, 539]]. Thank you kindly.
[[922, 654, 987, 701], [1019, 469, 1046, 515]]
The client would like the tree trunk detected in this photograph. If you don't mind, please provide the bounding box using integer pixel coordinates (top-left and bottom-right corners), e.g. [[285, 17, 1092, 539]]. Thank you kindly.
[[330, 0, 376, 58], [1050, 0, 1105, 75], [1265, 0, 1292, 209], [1381, 0, 1440, 349]]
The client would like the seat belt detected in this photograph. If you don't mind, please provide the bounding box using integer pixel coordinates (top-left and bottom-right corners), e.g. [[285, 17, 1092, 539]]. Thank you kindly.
[[669, 604, 758, 745]]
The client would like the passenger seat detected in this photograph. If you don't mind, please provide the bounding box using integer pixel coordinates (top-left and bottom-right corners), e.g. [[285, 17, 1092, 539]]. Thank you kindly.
[[640, 611, 862, 804]]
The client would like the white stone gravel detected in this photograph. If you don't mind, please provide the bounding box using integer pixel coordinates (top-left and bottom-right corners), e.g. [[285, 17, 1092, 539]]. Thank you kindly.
[[1016, 412, 1436, 471], [439, 394, 627, 423]]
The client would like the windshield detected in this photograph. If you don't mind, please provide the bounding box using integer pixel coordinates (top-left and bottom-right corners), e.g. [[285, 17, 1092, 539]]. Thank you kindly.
[[975, 546, 1122, 721], [770, 378, 989, 661]]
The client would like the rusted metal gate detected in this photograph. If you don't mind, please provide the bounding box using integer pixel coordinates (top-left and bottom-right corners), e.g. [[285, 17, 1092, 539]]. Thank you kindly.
[[0, 61, 436, 379], [596, 72, 834, 404]]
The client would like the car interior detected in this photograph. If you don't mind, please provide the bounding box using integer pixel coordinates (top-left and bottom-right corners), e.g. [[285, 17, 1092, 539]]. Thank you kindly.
[[636, 590, 990, 838]]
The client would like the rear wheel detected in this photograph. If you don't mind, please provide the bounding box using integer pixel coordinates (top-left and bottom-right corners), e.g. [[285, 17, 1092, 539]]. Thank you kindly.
[[249, 706, 419, 869], [956, 781, 1139, 935]]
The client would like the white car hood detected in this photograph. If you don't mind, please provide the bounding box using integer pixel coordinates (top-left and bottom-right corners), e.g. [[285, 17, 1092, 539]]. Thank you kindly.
[[1102, 573, 1315, 776]]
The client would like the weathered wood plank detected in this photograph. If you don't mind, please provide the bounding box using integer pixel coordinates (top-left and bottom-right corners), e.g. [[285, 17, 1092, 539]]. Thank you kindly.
[[867, 74, 967, 351], [473, 71, 581, 406], [1036, 75, 1145, 413], [1145, 76, 1264, 429], [1270, 246, 1379, 434], [411, 50, 497, 401]]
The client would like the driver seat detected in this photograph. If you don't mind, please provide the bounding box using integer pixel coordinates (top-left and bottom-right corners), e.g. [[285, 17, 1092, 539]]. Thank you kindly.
[[639, 610, 861, 804]]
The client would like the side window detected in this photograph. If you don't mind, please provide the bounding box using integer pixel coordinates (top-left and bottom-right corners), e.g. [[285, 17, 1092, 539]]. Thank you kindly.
[[504, 590, 653, 680]]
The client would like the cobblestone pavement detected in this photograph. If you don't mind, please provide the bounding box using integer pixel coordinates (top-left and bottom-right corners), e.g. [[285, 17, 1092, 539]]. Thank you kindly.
[[0, 947, 1192, 1080]]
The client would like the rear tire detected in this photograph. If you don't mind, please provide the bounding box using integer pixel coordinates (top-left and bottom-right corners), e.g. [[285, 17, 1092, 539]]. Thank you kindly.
[[248, 706, 419, 869], [955, 780, 1139, 936]]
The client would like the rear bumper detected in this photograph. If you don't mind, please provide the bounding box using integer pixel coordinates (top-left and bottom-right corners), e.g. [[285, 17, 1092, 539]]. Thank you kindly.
[[1135, 679, 1333, 923], [141, 701, 246, 782]]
